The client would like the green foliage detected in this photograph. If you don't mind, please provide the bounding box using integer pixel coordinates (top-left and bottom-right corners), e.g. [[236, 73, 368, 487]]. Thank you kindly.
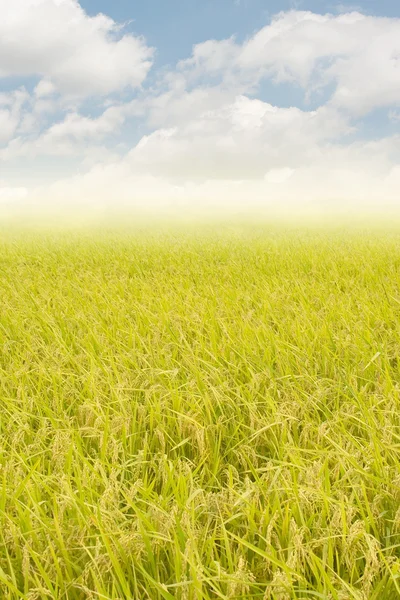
[[0, 228, 400, 599]]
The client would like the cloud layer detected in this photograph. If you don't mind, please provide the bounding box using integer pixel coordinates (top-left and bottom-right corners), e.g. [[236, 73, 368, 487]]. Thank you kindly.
[[0, 4, 399, 221], [0, 0, 153, 96]]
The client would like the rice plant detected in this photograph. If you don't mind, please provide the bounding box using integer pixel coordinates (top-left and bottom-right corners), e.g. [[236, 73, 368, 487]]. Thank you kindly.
[[0, 226, 399, 599]]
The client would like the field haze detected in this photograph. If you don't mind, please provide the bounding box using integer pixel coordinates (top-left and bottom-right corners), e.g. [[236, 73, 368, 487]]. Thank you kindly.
[[1, 227, 400, 599]]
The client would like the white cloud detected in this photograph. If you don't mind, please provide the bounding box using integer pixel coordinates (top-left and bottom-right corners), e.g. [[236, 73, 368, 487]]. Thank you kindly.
[[145, 85, 240, 129], [178, 38, 240, 80], [34, 79, 57, 98], [0, 104, 130, 159], [127, 97, 352, 181], [179, 11, 400, 116], [0, 89, 29, 143], [0, 0, 154, 97]]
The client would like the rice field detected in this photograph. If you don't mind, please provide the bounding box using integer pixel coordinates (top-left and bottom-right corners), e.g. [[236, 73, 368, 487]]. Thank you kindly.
[[1, 226, 400, 599]]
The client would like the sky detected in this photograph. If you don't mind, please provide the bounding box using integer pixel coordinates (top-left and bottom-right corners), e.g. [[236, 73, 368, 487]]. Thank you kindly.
[[0, 0, 399, 221]]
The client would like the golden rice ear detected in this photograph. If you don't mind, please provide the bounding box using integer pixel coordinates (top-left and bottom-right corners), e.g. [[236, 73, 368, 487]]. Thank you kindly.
[[1, 230, 400, 599]]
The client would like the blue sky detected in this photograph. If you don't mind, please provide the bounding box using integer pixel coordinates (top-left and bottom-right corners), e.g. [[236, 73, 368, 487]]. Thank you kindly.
[[0, 0, 399, 219]]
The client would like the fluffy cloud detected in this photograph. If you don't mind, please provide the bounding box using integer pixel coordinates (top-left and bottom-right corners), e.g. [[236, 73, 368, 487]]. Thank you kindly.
[[1, 105, 130, 160], [34, 80, 57, 99], [0, 89, 29, 143], [179, 11, 400, 116], [128, 97, 352, 181], [0, 0, 153, 97]]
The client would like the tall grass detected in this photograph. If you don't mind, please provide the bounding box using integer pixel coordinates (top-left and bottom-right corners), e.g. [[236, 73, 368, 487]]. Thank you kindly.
[[0, 227, 400, 599]]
